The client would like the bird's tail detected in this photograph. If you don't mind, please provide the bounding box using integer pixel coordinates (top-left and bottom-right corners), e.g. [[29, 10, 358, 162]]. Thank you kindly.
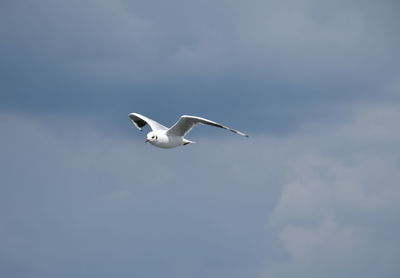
[[183, 139, 196, 145]]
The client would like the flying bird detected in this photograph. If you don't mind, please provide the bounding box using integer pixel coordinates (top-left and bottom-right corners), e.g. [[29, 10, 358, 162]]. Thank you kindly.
[[128, 113, 248, 149]]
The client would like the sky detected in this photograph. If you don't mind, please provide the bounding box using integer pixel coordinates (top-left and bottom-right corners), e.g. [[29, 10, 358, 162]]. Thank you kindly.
[[0, 0, 399, 277]]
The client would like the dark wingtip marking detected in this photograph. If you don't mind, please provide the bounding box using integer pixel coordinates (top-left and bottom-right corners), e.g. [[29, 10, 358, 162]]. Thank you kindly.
[[129, 114, 147, 128], [229, 128, 248, 137]]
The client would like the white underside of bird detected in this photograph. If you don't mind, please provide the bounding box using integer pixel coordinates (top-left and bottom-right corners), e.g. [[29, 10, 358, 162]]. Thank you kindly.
[[128, 113, 248, 149]]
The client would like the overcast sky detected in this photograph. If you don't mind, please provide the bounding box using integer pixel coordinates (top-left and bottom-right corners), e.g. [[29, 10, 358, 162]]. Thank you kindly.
[[1, 0, 399, 277]]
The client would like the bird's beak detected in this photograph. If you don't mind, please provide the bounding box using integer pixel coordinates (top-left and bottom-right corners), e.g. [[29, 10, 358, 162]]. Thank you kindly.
[[145, 139, 150, 143]]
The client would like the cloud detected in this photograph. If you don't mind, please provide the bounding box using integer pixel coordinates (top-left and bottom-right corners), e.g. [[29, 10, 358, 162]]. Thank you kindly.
[[266, 102, 400, 277], [1, 0, 399, 134], [279, 217, 358, 262], [3, 0, 398, 84], [1, 1, 400, 277], [231, 0, 400, 80], [1, 98, 400, 277], [0, 112, 275, 278]]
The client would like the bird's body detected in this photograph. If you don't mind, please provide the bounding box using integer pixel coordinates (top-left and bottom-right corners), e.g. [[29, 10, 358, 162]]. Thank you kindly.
[[128, 113, 247, 149], [145, 130, 193, 149]]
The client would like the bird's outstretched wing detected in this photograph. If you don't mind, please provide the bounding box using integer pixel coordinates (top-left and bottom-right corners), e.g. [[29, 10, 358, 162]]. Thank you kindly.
[[128, 113, 168, 131], [167, 115, 248, 137]]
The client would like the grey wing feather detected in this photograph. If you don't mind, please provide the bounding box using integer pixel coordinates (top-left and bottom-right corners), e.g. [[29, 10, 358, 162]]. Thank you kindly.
[[167, 115, 248, 137], [128, 113, 168, 131]]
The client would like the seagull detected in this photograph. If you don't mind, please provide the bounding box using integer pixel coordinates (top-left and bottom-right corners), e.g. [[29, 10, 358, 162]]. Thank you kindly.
[[128, 113, 248, 149]]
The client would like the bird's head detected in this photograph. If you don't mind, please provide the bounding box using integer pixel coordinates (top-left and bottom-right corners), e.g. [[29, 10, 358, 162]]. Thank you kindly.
[[145, 131, 158, 143]]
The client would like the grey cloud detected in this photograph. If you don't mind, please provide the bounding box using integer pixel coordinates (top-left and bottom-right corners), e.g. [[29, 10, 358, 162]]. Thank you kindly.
[[1, 0, 399, 134], [1, 1, 400, 275], [1, 98, 400, 277], [266, 102, 400, 277], [0, 113, 275, 278]]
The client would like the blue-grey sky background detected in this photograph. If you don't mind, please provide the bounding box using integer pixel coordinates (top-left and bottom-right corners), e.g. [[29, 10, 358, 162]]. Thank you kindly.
[[1, 0, 399, 277]]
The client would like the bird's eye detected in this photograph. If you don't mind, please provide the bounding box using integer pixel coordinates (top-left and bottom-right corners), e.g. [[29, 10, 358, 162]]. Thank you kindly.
[[155, 135, 158, 140], [152, 136, 155, 139]]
